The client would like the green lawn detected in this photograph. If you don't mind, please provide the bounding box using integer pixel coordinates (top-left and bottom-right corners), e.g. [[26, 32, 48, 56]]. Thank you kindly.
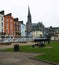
[[0, 41, 59, 64]]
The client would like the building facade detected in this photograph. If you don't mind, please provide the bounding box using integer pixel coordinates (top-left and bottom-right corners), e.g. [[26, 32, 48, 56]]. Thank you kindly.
[[0, 11, 4, 34], [14, 18, 20, 38], [44, 26, 59, 40], [32, 31, 43, 38], [4, 13, 14, 37], [32, 23, 44, 38], [19, 21, 26, 37]]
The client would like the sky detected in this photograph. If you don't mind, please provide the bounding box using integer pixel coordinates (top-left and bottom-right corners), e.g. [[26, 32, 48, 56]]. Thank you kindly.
[[0, 0, 59, 27]]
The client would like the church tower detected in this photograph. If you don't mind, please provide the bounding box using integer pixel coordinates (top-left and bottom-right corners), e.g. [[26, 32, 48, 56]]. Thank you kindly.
[[26, 6, 32, 36]]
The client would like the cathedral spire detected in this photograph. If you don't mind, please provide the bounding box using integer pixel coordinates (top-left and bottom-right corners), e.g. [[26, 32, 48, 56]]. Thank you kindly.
[[28, 6, 31, 16], [27, 6, 31, 22], [26, 6, 32, 35]]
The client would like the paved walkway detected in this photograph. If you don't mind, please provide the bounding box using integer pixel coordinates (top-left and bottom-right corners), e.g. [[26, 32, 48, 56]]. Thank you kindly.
[[0, 42, 35, 49], [0, 52, 53, 65]]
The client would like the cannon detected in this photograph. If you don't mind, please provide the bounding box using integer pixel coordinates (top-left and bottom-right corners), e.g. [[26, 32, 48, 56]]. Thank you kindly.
[[32, 38, 50, 47], [34, 38, 50, 44]]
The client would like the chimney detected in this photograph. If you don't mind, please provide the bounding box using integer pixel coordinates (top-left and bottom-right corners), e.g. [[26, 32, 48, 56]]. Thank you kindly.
[[14, 18, 18, 22], [19, 21, 23, 24]]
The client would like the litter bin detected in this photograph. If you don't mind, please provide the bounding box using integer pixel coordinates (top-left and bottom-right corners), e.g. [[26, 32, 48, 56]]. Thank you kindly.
[[14, 44, 19, 51]]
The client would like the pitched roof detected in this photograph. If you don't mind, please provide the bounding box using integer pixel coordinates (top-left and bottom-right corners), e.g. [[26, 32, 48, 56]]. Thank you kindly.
[[32, 23, 41, 31], [32, 22, 45, 31], [0, 10, 4, 15]]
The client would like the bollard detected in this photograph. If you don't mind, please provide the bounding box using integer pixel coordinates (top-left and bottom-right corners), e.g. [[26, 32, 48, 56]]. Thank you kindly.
[[14, 44, 19, 52]]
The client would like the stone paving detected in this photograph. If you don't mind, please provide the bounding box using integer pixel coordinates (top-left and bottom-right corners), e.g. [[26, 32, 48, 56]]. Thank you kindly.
[[0, 52, 53, 65]]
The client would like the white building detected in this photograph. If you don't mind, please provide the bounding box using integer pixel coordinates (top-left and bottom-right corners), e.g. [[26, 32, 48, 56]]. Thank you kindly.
[[32, 31, 43, 38], [0, 11, 4, 39], [0, 11, 4, 33], [21, 24, 26, 37], [19, 21, 26, 37]]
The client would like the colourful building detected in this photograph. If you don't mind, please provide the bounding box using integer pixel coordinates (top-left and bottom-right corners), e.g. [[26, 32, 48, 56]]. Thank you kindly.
[[19, 21, 26, 37], [4, 13, 14, 37], [32, 23, 44, 38], [14, 18, 20, 38]]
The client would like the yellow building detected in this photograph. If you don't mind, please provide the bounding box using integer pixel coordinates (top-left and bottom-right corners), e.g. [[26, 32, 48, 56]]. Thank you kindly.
[[32, 23, 44, 38], [32, 31, 43, 38]]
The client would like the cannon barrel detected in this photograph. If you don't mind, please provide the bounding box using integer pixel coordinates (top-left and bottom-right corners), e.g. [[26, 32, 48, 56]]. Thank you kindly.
[[34, 38, 50, 44]]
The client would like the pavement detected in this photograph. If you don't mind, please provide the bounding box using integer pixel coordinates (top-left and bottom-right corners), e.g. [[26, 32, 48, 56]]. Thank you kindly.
[[0, 52, 53, 65]]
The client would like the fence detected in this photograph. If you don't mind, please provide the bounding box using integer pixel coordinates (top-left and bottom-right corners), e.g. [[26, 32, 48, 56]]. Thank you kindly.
[[0, 38, 34, 43]]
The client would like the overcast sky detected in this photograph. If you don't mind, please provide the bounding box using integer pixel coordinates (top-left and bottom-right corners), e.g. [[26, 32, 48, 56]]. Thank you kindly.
[[0, 0, 59, 27]]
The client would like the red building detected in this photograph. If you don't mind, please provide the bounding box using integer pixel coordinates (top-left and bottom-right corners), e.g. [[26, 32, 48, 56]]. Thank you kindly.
[[4, 13, 14, 37]]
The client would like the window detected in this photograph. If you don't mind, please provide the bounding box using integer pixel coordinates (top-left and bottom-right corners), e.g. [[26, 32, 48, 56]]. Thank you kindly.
[[10, 28, 13, 34], [6, 23, 8, 27], [1, 22, 3, 26], [6, 18, 8, 22], [10, 23, 13, 27], [10, 19, 12, 22], [0, 17, 3, 21], [1, 29, 3, 32], [6, 28, 8, 33], [1, 17, 3, 21]]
